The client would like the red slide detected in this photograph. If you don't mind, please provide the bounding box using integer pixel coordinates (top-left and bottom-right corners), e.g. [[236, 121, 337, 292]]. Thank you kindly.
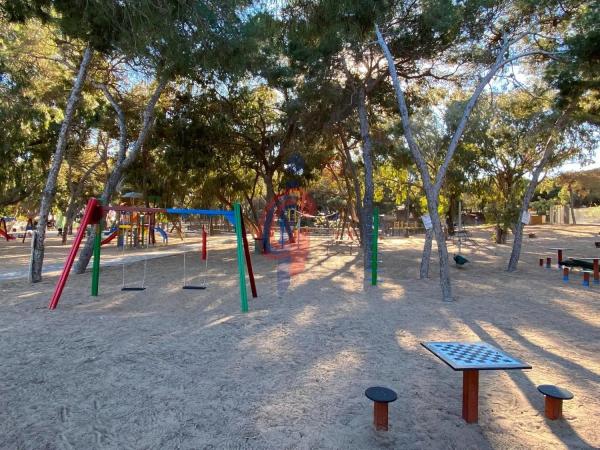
[[100, 229, 119, 246], [0, 229, 15, 241]]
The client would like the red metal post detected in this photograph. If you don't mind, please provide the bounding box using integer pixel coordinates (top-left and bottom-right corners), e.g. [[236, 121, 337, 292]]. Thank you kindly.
[[373, 402, 389, 431], [462, 369, 479, 423], [545, 396, 563, 420], [240, 215, 257, 298], [1, 218, 9, 241], [48, 198, 99, 310], [202, 225, 207, 261], [583, 271, 590, 287], [557, 249, 563, 266]]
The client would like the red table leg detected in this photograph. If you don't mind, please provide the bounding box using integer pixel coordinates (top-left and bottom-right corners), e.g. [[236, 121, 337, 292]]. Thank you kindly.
[[374, 402, 389, 430], [462, 370, 479, 423], [557, 249, 563, 266], [583, 271, 590, 287], [545, 396, 563, 420]]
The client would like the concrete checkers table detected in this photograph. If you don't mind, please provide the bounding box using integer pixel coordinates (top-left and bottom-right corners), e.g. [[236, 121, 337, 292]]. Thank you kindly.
[[422, 342, 531, 423], [548, 247, 573, 268]]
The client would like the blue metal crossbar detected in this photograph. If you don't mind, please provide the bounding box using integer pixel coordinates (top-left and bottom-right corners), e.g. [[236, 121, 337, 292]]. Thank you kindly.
[[165, 208, 236, 225]]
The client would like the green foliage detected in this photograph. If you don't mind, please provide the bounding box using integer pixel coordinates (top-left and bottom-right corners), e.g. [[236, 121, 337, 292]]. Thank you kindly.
[[530, 198, 557, 215], [0, 18, 69, 211], [545, 1, 600, 124], [457, 86, 594, 228]]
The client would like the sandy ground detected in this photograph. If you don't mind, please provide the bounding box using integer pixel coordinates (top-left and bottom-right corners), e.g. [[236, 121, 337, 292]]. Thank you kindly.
[[0, 225, 599, 449]]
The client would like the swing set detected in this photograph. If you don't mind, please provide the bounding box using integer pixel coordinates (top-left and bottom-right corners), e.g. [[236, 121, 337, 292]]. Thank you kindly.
[[48, 198, 257, 311], [182, 225, 208, 290], [0, 217, 15, 241]]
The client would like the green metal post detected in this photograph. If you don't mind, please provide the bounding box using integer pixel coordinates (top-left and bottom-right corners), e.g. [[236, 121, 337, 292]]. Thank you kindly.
[[371, 207, 379, 286], [91, 220, 102, 296], [234, 203, 249, 312]]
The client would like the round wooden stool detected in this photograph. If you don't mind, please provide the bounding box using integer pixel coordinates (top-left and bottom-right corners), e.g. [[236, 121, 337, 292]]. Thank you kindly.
[[365, 386, 397, 431], [538, 385, 573, 420]]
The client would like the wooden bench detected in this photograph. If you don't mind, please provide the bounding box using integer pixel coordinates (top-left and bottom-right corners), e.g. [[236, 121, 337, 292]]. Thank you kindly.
[[561, 258, 594, 271]]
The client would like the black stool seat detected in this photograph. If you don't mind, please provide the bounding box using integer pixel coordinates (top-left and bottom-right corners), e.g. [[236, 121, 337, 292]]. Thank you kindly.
[[365, 387, 397, 403], [537, 385, 574, 400]]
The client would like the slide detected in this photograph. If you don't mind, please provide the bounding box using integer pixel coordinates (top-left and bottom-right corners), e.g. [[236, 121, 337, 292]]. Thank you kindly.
[[0, 229, 15, 241], [153, 227, 168, 243], [100, 229, 119, 246]]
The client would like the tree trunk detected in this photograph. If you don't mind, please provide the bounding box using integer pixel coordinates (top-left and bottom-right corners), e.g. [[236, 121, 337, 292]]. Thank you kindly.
[[61, 157, 105, 245], [507, 123, 562, 271], [62, 198, 80, 245], [404, 178, 411, 237], [426, 197, 453, 301], [74, 78, 168, 274], [357, 87, 374, 288], [340, 136, 363, 245], [446, 194, 457, 236], [29, 46, 93, 282], [376, 25, 532, 302], [569, 186, 576, 224], [495, 226, 507, 244], [339, 210, 346, 240], [420, 228, 433, 279], [264, 170, 276, 205]]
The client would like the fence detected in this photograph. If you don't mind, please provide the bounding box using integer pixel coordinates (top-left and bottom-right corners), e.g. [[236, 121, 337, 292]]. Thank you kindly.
[[548, 205, 600, 224]]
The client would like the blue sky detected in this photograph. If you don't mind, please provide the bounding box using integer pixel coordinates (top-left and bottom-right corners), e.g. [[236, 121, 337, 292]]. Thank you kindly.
[[555, 151, 600, 174]]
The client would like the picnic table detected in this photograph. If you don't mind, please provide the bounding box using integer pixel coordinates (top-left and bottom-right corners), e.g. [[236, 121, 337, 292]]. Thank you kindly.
[[548, 247, 573, 268], [422, 341, 531, 423], [572, 257, 600, 284]]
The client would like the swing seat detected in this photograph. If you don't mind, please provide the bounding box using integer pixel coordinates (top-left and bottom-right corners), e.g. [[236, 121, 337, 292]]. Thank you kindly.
[[183, 285, 207, 290], [121, 287, 146, 291]]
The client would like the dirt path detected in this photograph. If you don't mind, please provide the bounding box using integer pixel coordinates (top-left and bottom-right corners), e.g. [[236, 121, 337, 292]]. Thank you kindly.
[[0, 225, 598, 449]]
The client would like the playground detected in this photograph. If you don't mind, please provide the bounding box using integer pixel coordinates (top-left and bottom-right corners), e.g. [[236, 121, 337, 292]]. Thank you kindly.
[[0, 224, 598, 449], [2, 2, 599, 448]]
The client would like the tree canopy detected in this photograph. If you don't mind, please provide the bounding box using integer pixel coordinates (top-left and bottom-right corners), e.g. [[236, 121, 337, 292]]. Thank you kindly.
[[1, 0, 598, 297]]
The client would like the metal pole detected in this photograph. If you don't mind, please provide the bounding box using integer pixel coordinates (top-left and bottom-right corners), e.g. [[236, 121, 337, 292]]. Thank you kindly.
[[48, 198, 99, 309], [240, 214, 257, 298], [234, 203, 249, 312], [91, 220, 102, 296], [458, 200, 462, 254], [371, 207, 379, 286], [183, 251, 187, 286]]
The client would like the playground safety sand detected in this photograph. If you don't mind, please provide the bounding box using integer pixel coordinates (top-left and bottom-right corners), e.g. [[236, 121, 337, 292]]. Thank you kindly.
[[0, 226, 599, 449]]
